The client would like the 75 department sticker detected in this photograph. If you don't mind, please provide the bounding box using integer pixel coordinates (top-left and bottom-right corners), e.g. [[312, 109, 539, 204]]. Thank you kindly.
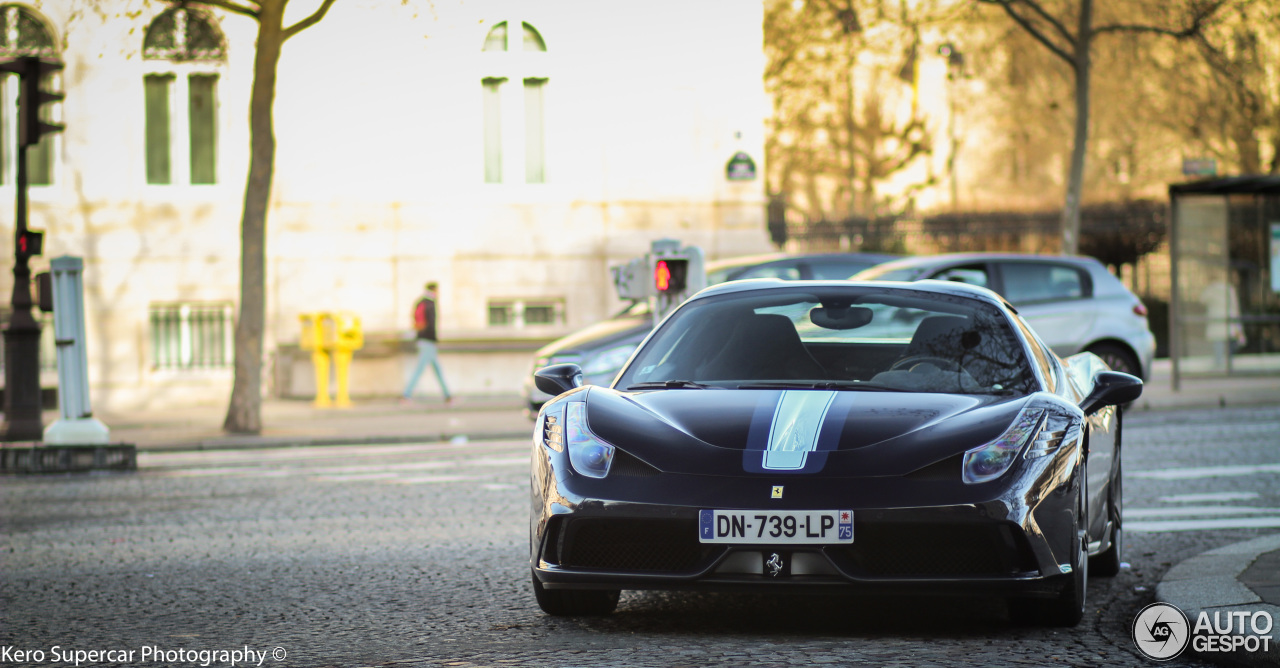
[[1133, 602, 1191, 661]]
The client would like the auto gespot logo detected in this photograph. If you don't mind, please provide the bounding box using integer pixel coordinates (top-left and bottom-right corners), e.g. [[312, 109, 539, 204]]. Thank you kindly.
[[1133, 602, 1274, 661]]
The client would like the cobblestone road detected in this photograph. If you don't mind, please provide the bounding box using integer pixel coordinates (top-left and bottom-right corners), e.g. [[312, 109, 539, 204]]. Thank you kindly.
[[2, 406, 1278, 667]]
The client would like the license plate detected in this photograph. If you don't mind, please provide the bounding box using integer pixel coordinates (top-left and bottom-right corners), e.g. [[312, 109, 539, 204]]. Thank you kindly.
[[698, 509, 853, 544]]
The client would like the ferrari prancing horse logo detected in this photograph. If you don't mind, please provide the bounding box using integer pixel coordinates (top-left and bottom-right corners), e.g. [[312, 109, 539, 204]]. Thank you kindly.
[[766, 553, 784, 577], [771, 486, 784, 499]]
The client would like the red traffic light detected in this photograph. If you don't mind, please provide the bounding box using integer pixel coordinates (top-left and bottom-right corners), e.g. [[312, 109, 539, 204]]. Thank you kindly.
[[654, 258, 688, 293], [17, 229, 43, 257], [655, 260, 672, 291]]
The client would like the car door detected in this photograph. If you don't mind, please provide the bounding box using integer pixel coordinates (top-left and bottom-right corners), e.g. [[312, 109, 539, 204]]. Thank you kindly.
[[995, 261, 1097, 358]]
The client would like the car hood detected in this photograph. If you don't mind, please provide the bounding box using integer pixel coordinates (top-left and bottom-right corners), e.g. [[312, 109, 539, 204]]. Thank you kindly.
[[533, 316, 651, 359], [583, 387, 1030, 477]]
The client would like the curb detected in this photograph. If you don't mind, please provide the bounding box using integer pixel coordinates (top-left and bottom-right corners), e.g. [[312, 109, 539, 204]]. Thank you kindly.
[[0, 443, 137, 473], [1156, 533, 1280, 667], [133, 430, 534, 453]]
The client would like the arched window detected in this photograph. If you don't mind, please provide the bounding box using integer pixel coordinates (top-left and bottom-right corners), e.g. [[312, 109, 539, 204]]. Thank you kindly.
[[143, 7, 226, 185], [481, 20, 548, 184], [0, 4, 58, 186]]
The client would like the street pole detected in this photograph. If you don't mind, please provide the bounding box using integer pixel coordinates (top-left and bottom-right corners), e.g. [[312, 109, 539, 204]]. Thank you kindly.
[[2, 136, 43, 441]]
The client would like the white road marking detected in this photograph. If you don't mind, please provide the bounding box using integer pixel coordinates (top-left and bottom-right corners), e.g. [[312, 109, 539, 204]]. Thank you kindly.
[[1130, 463, 1280, 480], [312, 472, 404, 482], [1125, 506, 1280, 519], [141, 440, 525, 467], [1157, 492, 1260, 503], [469, 456, 529, 467], [140, 441, 529, 485], [390, 475, 489, 485], [1127, 517, 1280, 532]]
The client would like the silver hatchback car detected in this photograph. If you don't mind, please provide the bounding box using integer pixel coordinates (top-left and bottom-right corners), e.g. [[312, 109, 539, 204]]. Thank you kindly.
[[852, 253, 1156, 380]]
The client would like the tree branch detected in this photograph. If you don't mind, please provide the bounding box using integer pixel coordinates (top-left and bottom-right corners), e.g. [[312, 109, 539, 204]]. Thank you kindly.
[[977, 0, 1075, 65], [1095, 0, 1226, 37], [190, 0, 260, 20], [283, 0, 338, 41], [1012, 0, 1077, 49]]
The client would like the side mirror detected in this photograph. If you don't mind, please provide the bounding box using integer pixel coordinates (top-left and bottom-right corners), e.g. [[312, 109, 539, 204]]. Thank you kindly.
[[534, 363, 584, 397], [1080, 370, 1143, 415]]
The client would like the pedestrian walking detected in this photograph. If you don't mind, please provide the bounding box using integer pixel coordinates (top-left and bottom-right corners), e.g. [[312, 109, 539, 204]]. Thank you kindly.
[[402, 282, 453, 405]]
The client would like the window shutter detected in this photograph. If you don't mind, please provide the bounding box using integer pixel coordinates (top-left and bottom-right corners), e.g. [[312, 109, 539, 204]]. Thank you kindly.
[[188, 73, 217, 184], [145, 74, 173, 185]]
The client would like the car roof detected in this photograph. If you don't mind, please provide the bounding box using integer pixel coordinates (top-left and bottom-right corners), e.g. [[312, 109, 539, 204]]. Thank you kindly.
[[705, 251, 899, 273], [693, 277, 1014, 309], [861, 252, 1103, 272]]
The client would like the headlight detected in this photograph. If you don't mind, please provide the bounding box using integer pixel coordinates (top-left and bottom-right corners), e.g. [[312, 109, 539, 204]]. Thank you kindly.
[[565, 402, 614, 478], [961, 407, 1044, 484], [581, 344, 635, 376]]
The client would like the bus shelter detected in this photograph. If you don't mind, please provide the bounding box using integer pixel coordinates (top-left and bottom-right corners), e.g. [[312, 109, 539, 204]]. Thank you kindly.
[[1169, 175, 1280, 389]]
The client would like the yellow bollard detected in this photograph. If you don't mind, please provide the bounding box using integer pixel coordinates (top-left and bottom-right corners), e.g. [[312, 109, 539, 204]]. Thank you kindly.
[[330, 312, 364, 408], [299, 312, 332, 408]]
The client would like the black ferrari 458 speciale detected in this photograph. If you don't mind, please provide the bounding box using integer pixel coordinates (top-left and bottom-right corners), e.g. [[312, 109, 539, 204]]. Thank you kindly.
[[529, 279, 1141, 626]]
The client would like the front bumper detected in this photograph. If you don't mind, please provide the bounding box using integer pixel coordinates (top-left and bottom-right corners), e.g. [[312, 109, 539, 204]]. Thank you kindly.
[[531, 454, 1081, 599], [532, 503, 1070, 598]]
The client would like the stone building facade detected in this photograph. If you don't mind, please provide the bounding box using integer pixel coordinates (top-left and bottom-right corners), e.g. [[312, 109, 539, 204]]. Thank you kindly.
[[1, 0, 771, 409]]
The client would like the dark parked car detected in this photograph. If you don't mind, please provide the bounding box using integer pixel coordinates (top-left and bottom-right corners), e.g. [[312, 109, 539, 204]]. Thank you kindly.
[[852, 253, 1155, 380], [529, 279, 1141, 625], [522, 252, 898, 413]]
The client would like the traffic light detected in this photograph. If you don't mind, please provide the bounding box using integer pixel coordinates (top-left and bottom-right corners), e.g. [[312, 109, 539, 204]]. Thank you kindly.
[[0, 57, 65, 148], [654, 258, 688, 293], [20, 58, 64, 148], [16, 229, 43, 258], [610, 257, 650, 301]]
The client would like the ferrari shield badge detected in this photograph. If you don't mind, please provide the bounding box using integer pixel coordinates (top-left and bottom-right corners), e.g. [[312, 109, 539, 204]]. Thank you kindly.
[[766, 553, 784, 577], [771, 486, 784, 499]]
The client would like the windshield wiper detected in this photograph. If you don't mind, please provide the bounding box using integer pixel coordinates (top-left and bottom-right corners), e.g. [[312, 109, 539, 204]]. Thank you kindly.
[[813, 381, 910, 392], [626, 380, 714, 390], [736, 381, 911, 392]]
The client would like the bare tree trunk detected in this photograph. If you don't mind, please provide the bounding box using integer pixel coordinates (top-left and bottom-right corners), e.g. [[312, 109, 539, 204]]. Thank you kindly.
[[224, 0, 285, 434], [1234, 124, 1262, 174], [1061, 0, 1092, 256], [843, 32, 859, 217]]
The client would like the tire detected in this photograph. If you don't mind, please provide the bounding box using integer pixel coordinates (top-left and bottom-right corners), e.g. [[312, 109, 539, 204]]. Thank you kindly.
[[1011, 489, 1087, 627], [1085, 342, 1140, 379], [531, 571, 619, 616], [1090, 458, 1123, 577]]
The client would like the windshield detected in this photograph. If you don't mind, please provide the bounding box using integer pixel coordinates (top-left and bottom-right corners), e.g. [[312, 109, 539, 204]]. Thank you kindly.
[[615, 285, 1037, 395]]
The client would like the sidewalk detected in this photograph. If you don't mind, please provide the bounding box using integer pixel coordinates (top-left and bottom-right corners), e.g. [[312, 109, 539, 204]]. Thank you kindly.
[[1132, 359, 1280, 413]]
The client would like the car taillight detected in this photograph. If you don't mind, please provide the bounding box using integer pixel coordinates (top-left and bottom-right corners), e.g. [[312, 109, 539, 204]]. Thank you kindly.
[[1133, 302, 1148, 317]]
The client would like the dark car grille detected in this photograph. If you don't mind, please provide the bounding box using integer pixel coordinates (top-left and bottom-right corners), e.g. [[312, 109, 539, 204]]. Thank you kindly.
[[549, 517, 715, 573], [610, 450, 660, 477], [830, 521, 1036, 578]]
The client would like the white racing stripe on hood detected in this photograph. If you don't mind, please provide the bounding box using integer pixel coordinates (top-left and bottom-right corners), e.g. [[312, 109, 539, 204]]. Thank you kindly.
[[762, 390, 838, 470]]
